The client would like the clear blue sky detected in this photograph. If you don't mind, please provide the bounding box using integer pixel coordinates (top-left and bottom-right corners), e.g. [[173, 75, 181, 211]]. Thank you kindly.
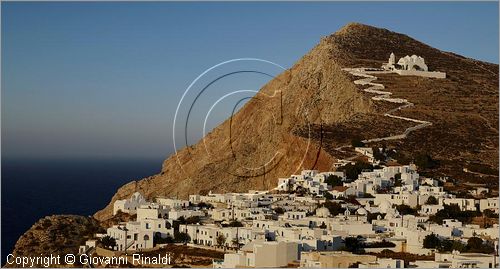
[[2, 2, 498, 160]]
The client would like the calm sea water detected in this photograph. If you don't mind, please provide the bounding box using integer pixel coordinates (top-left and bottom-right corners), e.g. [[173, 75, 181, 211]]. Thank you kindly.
[[1, 158, 162, 264]]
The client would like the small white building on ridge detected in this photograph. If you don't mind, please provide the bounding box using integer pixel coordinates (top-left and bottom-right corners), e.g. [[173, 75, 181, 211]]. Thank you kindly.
[[382, 52, 446, 78]]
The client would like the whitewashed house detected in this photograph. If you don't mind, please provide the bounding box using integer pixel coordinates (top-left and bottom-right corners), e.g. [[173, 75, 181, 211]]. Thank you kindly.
[[169, 209, 205, 220], [374, 193, 419, 208], [479, 198, 499, 213], [359, 258, 405, 268], [136, 204, 169, 220], [156, 198, 189, 209], [411, 252, 498, 268], [442, 198, 477, 211], [419, 204, 444, 216], [214, 241, 299, 268], [282, 211, 307, 221], [108, 222, 150, 251]]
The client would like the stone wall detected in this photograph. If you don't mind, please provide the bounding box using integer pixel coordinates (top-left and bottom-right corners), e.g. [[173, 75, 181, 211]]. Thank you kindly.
[[395, 70, 446, 78]]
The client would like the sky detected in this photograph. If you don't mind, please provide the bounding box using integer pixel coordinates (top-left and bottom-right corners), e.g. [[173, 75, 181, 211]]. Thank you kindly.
[[2, 2, 498, 160]]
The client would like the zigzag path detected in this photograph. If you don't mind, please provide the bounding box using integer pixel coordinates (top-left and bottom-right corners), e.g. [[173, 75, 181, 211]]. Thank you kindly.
[[342, 68, 432, 143]]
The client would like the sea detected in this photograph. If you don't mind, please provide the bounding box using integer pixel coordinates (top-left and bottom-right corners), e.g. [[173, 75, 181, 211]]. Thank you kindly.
[[1, 158, 163, 265]]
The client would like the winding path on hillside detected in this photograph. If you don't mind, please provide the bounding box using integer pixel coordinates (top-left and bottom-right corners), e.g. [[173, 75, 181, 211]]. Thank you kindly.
[[342, 68, 432, 143]]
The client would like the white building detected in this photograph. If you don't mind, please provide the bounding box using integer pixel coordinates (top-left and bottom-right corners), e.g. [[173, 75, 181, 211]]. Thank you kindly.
[[375, 193, 419, 208], [107, 218, 173, 252], [411, 252, 498, 268], [136, 204, 169, 221], [359, 258, 405, 268], [156, 198, 189, 209], [355, 147, 377, 164], [78, 240, 96, 254], [169, 209, 205, 220], [113, 192, 148, 215], [282, 211, 307, 221], [300, 251, 378, 268], [442, 198, 477, 211], [214, 241, 299, 268], [397, 55, 428, 71], [479, 198, 499, 213], [381, 52, 446, 78], [419, 204, 444, 216]]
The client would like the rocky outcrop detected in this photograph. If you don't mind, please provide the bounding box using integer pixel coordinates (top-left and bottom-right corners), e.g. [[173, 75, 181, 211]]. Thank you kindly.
[[7, 215, 103, 267]]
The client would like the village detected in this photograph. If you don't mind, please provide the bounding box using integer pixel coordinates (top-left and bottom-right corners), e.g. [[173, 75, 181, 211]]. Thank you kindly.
[[78, 142, 499, 268], [3, 6, 498, 268], [76, 54, 499, 268]]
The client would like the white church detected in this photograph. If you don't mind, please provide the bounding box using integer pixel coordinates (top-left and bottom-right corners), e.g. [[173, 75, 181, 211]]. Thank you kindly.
[[382, 52, 446, 78]]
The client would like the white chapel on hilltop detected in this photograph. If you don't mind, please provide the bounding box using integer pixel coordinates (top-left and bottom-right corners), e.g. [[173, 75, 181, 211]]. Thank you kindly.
[[382, 52, 445, 78], [383, 52, 428, 71]]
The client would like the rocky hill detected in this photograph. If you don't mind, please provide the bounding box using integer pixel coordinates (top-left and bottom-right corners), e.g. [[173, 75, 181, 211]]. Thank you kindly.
[[6, 215, 102, 267], [93, 22, 499, 221]]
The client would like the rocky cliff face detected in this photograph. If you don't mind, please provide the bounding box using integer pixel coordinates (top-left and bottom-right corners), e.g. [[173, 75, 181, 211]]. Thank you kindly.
[[94, 22, 499, 221]]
